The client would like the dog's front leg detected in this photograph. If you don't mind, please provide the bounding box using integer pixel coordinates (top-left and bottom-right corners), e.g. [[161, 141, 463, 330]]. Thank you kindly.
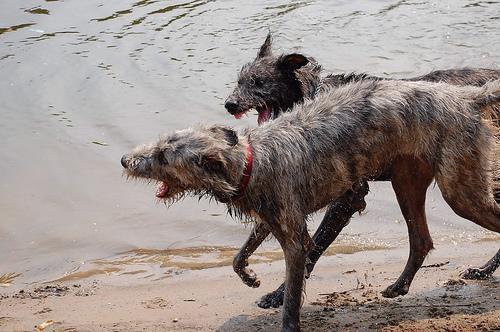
[[281, 242, 307, 331], [269, 218, 311, 332], [258, 180, 369, 309], [233, 222, 270, 288]]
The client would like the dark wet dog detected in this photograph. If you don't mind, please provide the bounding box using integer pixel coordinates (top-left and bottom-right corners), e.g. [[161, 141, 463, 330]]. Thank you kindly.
[[225, 34, 500, 308], [123, 79, 500, 331]]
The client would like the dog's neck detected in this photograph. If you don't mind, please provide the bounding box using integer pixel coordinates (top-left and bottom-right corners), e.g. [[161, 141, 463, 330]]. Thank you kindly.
[[231, 142, 253, 201], [208, 137, 253, 206], [295, 62, 376, 101]]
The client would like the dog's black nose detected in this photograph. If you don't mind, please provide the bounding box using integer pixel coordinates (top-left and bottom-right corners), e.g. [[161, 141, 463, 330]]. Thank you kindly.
[[121, 155, 128, 168], [225, 100, 239, 113]]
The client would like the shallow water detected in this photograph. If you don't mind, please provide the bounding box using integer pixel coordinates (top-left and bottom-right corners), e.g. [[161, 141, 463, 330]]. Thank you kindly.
[[1, 0, 499, 286]]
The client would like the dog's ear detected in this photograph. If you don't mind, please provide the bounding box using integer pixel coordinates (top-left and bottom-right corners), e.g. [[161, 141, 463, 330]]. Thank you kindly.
[[221, 127, 239, 146], [277, 53, 309, 73], [199, 154, 226, 176], [208, 126, 239, 146], [256, 33, 272, 59]]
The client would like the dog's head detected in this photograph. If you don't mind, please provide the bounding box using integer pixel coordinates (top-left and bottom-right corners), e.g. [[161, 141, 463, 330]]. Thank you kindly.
[[121, 126, 244, 203], [225, 33, 310, 125]]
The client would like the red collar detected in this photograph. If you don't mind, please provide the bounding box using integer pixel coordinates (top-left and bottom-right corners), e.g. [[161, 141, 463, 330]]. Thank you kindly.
[[233, 143, 253, 200]]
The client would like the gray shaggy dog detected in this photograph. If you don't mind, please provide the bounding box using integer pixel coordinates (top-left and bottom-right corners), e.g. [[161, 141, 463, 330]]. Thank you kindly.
[[122, 79, 500, 332], [225, 34, 500, 308]]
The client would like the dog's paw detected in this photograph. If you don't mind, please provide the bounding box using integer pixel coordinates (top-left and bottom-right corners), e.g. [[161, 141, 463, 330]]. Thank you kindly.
[[257, 284, 285, 309], [238, 268, 261, 288], [381, 283, 409, 298], [461, 267, 493, 280]]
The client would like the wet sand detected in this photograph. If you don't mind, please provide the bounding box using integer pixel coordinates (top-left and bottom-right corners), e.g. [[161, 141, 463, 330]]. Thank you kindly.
[[1, 241, 498, 331]]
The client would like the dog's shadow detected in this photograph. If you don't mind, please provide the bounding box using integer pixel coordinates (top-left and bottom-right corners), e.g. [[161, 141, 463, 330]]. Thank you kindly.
[[218, 278, 499, 331]]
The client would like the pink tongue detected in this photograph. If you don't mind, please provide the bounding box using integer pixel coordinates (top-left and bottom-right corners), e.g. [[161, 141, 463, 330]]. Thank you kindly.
[[257, 107, 272, 125], [155, 182, 169, 198], [234, 112, 243, 119]]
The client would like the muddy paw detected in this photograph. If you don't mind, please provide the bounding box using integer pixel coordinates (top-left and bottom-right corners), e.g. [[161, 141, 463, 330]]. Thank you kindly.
[[461, 267, 492, 280], [257, 284, 285, 309], [381, 283, 409, 298], [238, 268, 261, 288]]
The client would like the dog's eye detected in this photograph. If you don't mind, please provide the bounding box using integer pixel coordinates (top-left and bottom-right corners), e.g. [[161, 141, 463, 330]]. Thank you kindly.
[[249, 76, 263, 87]]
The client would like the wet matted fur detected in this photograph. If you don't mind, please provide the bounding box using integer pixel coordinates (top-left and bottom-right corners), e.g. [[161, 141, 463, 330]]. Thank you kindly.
[[225, 33, 500, 308], [122, 79, 500, 331]]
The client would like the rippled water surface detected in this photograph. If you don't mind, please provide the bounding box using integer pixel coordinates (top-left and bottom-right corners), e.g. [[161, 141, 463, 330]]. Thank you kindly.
[[1, 0, 499, 286]]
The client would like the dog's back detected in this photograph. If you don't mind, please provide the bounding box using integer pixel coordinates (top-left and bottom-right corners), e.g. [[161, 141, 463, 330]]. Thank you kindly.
[[249, 79, 500, 212], [411, 68, 500, 87]]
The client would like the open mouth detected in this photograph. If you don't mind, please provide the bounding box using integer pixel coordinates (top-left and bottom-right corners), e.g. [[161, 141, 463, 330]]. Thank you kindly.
[[156, 181, 169, 198], [233, 105, 273, 125], [233, 111, 246, 120]]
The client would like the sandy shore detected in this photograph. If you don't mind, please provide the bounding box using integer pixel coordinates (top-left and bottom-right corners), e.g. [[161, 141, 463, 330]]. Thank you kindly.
[[1, 241, 498, 332]]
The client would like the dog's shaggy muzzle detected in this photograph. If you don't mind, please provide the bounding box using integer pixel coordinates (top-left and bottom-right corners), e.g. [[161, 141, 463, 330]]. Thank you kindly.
[[121, 154, 150, 175], [120, 154, 129, 169], [121, 154, 171, 199]]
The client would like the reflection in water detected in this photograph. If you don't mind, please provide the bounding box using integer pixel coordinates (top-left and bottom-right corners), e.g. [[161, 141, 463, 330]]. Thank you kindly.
[[54, 268, 121, 282], [53, 243, 391, 282], [24, 7, 50, 15], [474, 234, 500, 243], [0, 23, 35, 36], [0, 0, 498, 286], [26, 30, 79, 42], [92, 9, 134, 22], [0, 273, 22, 287]]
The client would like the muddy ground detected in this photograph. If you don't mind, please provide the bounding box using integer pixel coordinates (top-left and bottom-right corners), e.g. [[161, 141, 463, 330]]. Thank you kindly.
[[1, 242, 498, 331]]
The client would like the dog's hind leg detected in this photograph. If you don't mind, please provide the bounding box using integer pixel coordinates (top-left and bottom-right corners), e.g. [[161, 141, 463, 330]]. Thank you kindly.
[[436, 164, 500, 233], [381, 157, 435, 298], [233, 222, 271, 288], [462, 249, 500, 279], [257, 180, 369, 309], [435, 145, 500, 280], [462, 181, 500, 280]]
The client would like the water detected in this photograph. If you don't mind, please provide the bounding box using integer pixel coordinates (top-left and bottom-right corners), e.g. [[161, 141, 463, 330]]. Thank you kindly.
[[1, 0, 499, 287]]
